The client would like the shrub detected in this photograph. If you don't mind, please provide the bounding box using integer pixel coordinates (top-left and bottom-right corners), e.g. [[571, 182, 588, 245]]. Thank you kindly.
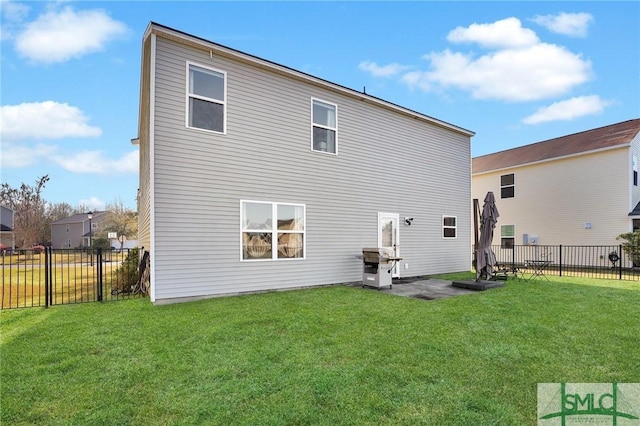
[[112, 248, 139, 294], [92, 237, 111, 250], [617, 231, 640, 266]]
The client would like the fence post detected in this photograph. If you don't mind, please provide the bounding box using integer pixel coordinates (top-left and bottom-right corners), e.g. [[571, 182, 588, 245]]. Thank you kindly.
[[44, 247, 50, 308], [619, 244, 623, 280], [559, 245, 563, 277], [97, 248, 103, 302]]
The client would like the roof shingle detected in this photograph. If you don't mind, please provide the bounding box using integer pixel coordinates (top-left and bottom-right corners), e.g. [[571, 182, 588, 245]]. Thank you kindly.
[[51, 211, 106, 225], [473, 118, 640, 174]]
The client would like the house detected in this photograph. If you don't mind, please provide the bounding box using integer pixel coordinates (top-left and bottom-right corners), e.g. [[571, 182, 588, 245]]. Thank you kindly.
[[134, 22, 475, 304], [472, 118, 640, 249], [0, 205, 15, 250], [50, 212, 106, 249]]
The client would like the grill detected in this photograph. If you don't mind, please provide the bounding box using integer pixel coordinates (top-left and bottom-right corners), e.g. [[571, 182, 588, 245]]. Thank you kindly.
[[362, 248, 402, 289]]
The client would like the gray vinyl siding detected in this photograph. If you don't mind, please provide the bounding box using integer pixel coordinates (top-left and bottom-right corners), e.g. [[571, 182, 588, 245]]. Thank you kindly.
[[0, 206, 12, 229], [148, 34, 471, 302], [0, 206, 14, 248], [56, 223, 82, 248], [137, 35, 153, 253]]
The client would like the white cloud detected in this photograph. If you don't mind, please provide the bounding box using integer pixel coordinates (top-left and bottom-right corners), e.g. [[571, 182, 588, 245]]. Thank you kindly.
[[77, 197, 106, 211], [447, 17, 539, 49], [54, 150, 138, 174], [531, 12, 593, 38], [0, 143, 56, 168], [0, 0, 30, 41], [1, 101, 102, 141], [358, 60, 410, 78], [396, 18, 592, 102], [404, 43, 591, 102], [522, 95, 610, 124], [1, 0, 30, 22], [14, 6, 127, 64]]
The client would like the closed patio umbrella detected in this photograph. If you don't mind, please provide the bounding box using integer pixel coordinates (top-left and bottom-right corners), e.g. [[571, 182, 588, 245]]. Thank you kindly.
[[475, 191, 500, 281]]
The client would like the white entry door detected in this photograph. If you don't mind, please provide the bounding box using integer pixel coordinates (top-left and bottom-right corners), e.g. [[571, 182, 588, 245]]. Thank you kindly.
[[378, 212, 400, 277]]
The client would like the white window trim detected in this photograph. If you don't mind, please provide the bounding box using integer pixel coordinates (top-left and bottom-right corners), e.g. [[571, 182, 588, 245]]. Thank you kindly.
[[185, 61, 227, 135], [310, 97, 338, 155], [240, 200, 306, 262], [442, 215, 457, 239]]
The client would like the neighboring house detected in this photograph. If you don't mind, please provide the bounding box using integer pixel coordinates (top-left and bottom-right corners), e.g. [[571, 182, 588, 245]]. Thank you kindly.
[[135, 22, 475, 304], [50, 212, 106, 249], [1, 205, 15, 250], [472, 118, 640, 249]]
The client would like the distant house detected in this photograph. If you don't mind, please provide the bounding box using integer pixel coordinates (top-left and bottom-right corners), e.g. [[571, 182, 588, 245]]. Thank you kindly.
[[50, 212, 106, 249], [0, 205, 15, 250], [134, 22, 475, 304], [472, 119, 640, 248]]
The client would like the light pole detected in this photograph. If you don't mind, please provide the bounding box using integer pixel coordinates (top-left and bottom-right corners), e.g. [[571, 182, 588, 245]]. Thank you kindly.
[[88, 211, 93, 266], [88, 211, 93, 247]]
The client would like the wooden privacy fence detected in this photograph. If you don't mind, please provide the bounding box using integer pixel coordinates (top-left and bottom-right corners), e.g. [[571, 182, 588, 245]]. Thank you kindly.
[[1, 247, 145, 309], [490, 244, 638, 281]]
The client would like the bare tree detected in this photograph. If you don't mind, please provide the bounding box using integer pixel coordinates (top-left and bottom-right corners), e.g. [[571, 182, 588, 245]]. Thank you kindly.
[[0, 175, 50, 248], [99, 199, 138, 250], [47, 202, 76, 222]]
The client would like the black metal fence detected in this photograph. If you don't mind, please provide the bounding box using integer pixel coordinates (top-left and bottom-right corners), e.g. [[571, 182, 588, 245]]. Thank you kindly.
[[1, 247, 145, 309], [491, 244, 636, 281]]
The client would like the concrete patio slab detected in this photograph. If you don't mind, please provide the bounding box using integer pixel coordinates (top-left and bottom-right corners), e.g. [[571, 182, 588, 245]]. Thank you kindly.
[[353, 277, 484, 300]]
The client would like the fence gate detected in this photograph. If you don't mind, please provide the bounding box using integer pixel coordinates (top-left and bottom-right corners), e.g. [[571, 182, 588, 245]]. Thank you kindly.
[[1, 247, 142, 309]]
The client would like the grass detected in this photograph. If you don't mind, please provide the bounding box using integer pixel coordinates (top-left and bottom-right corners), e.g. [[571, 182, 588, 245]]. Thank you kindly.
[[1, 274, 639, 425]]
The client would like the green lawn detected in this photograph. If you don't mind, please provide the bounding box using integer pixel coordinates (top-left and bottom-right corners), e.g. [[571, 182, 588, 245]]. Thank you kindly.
[[1, 275, 639, 425]]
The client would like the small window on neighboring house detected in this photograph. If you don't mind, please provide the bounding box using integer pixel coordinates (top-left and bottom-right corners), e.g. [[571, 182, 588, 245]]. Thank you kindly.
[[501, 173, 515, 198], [91, 223, 98, 230], [635, 171, 638, 186], [501, 225, 515, 248], [311, 99, 337, 154], [634, 156, 638, 186], [66, 226, 69, 233], [241, 201, 305, 260], [187, 62, 226, 133], [443, 216, 457, 239], [67, 239, 71, 248]]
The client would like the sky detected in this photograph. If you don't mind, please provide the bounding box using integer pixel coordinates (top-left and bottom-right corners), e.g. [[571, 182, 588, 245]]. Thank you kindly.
[[1, 1, 639, 211]]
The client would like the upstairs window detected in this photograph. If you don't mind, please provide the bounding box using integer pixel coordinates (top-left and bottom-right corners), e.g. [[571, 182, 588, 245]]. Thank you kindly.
[[501, 173, 515, 199], [187, 63, 226, 133], [442, 216, 457, 239], [312, 99, 337, 154]]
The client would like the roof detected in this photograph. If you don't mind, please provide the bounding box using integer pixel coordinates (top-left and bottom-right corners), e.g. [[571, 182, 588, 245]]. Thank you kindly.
[[51, 211, 106, 225], [144, 22, 474, 138], [473, 118, 640, 174], [629, 201, 640, 216]]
